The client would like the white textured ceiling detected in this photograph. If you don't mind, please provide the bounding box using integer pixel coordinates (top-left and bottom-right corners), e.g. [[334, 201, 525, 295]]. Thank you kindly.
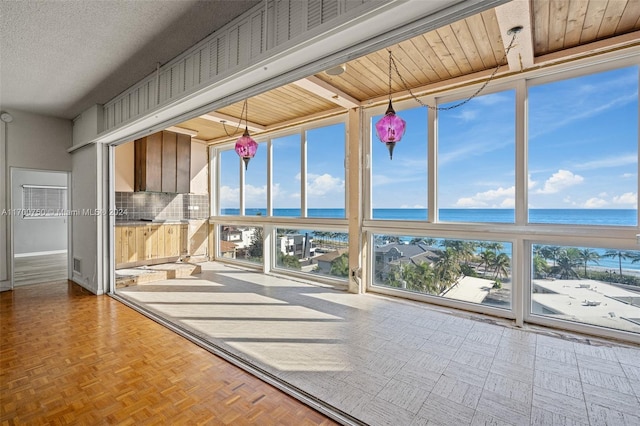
[[0, 0, 260, 120]]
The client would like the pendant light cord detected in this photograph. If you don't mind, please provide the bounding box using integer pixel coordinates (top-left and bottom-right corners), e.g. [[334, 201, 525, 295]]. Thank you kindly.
[[389, 28, 520, 111], [221, 99, 247, 137]]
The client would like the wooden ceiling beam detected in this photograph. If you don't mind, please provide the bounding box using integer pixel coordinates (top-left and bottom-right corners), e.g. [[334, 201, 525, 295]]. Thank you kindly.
[[199, 112, 266, 133], [166, 126, 199, 137], [495, 0, 534, 71], [292, 75, 361, 109], [205, 107, 345, 145]]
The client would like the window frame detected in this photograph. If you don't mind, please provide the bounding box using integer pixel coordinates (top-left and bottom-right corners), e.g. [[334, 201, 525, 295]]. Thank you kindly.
[[363, 57, 640, 341]]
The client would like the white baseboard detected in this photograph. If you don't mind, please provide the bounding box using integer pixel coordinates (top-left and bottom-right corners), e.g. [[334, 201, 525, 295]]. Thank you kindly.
[[14, 250, 67, 258]]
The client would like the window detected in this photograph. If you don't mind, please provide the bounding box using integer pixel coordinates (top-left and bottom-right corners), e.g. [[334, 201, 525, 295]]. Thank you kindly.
[[275, 227, 348, 280], [373, 234, 512, 310], [272, 134, 301, 216], [371, 106, 427, 220], [219, 150, 240, 215], [219, 224, 263, 265], [245, 141, 267, 216], [438, 90, 516, 223], [532, 244, 640, 334], [528, 66, 639, 225], [22, 185, 67, 217], [306, 123, 345, 218]]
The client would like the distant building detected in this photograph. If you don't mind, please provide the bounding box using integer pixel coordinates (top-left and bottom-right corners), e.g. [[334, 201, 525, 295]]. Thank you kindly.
[[220, 226, 243, 243], [314, 248, 348, 274], [278, 233, 314, 259], [374, 243, 440, 281], [219, 240, 237, 259]]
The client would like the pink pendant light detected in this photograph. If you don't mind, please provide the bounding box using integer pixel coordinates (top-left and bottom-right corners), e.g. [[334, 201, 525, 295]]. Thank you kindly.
[[234, 100, 258, 169], [375, 50, 406, 159], [375, 100, 406, 159], [235, 127, 258, 170]]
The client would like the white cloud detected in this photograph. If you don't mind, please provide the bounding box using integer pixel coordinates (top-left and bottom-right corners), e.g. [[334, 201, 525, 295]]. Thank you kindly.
[[454, 186, 514, 208], [400, 204, 426, 208], [500, 198, 515, 208], [622, 173, 636, 179], [573, 153, 637, 171], [307, 173, 344, 196], [528, 175, 538, 190], [613, 192, 637, 205], [456, 197, 487, 207], [452, 110, 478, 122], [536, 170, 584, 194], [219, 185, 238, 202], [583, 197, 608, 208]]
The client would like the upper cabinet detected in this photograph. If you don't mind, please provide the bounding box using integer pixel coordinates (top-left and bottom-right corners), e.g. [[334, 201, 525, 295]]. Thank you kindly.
[[135, 130, 191, 193]]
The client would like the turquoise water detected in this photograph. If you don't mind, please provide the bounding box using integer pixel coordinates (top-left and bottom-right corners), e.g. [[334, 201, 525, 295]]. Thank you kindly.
[[230, 208, 637, 226]]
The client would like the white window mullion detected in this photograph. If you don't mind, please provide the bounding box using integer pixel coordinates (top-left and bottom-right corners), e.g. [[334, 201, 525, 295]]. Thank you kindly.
[[267, 139, 273, 216], [210, 146, 218, 216], [239, 157, 245, 215], [427, 96, 437, 223], [301, 129, 307, 217], [515, 79, 528, 226], [514, 79, 527, 327]]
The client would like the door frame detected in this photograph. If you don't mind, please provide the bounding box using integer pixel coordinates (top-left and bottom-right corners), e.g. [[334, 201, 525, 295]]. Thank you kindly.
[[9, 167, 72, 288]]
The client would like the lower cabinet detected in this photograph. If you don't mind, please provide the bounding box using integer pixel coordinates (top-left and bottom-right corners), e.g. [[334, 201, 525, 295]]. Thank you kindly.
[[115, 223, 189, 269]]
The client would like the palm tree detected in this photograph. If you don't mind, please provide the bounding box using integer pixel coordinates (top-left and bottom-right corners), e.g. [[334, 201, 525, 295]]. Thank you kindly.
[[553, 252, 579, 279], [406, 261, 437, 294], [478, 250, 496, 277], [486, 242, 504, 253], [434, 248, 461, 293], [603, 249, 632, 276], [539, 245, 562, 267], [533, 255, 549, 279], [578, 248, 600, 277], [492, 252, 510, 280], [439, 240, 476, 267]]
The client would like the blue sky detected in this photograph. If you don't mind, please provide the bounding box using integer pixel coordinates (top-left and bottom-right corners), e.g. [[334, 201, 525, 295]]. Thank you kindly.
[[220, 123, 346, 210], [221, 65, 638, 212]]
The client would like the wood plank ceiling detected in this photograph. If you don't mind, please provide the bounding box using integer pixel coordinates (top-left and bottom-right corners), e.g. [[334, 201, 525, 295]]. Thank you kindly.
[[174, 0, 640, 143]]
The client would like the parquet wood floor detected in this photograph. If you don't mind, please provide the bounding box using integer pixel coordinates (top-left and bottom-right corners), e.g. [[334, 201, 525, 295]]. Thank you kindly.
[[0, 281, 337, 425]]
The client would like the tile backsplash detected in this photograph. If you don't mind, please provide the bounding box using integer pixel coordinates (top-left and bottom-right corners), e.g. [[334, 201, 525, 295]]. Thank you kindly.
[[115, 192, 209, 221]]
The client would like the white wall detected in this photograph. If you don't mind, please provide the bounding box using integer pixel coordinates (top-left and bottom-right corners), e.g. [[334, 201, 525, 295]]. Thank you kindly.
[[114, 141, 134, 192], [11, 169, 68, 255], [6, 109, 73, 170], [191, 140, 208, 194], [0, 109, 72, 289], [71, 143, 103, 294]]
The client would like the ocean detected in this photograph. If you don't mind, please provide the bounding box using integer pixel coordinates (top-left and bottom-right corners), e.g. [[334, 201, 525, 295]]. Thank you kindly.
[[230, 208, 637, 226], [222, 208, 639, 271]]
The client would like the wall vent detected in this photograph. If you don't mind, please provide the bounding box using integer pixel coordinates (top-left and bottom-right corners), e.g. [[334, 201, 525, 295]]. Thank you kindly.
[[73, 257, 82, 274]]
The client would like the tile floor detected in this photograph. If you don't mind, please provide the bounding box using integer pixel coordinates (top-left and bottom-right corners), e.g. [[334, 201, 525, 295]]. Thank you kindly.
[[118, 262, 640, 426]]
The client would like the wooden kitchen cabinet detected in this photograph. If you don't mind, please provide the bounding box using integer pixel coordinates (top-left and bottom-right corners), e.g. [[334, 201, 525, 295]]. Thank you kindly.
[[116, 223, 189, 269], [163, 224, 180, 258], [135, 130, 191, 193], [176, 134, 191, 193], [134, 132, 162, 192], [161, 131, 177, 192]]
